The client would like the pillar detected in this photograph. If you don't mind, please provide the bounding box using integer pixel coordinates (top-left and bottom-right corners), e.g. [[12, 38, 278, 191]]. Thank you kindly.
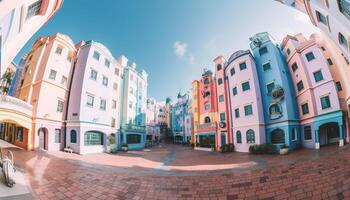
[[339, 124, 344, 147], [315, 129, 320, 149]]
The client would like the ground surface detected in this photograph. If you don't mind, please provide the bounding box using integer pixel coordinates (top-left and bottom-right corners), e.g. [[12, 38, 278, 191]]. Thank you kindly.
[[2, 144, 350, 200]]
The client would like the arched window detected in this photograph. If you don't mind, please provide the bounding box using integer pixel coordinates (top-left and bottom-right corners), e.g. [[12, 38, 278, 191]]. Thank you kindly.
[[70, 130, 77, 143], [271, 129, 285, 144], [84, 131, 104, 146], [246, 129, 255, 144], [204, 78, 209, 84], [204, 117, 211, 123], [217, 64, 222, 71], [204, 91, 210, 97], [236, 131, 242, 144]]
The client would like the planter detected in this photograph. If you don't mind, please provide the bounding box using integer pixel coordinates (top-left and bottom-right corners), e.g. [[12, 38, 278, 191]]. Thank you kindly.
[[279, 148, 289, 155], [110, 144, 118, 153], [121, 146, 128, 152]]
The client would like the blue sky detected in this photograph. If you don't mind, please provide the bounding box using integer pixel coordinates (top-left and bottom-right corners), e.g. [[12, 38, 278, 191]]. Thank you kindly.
[[16, 0, 319, 102]]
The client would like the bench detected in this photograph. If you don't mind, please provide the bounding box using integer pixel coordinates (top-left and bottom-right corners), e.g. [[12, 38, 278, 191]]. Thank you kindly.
[[64, 147, 73, 153]]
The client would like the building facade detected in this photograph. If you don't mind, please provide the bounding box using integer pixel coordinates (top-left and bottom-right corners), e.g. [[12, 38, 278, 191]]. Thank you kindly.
[[171, 92, 190, 143]]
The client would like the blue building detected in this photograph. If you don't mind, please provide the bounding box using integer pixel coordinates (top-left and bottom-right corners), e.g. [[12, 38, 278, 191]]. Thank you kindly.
[[250, 32, 301, 150], [171, 92, 190, 143]]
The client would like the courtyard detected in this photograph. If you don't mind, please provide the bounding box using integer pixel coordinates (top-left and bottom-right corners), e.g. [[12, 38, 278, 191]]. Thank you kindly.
[[2, 144, 350, 200]]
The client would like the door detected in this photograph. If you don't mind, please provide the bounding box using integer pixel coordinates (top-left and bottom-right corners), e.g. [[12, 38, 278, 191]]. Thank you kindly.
[[221, 133, 226, 146], [319, 122, 339, 146], [39, 129, 47, 150]]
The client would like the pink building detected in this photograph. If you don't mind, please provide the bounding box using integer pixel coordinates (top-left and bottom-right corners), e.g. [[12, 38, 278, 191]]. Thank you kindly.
[[0, 0, 63, 76], [19, 33, 76, 151], [282, 33, 344, 149], [225, 50, 265, 152]]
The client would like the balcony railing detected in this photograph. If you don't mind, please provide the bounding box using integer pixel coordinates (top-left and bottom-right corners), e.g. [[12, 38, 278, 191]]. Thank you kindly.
[[121, 123, 146, 133], [196, 122, 217, 130]]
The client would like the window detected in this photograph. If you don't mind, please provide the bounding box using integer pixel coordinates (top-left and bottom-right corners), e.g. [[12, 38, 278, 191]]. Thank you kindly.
[[306, 52, 315, 61], [339, 32, 349, 49], [304, 126, 312, 140], [55, 46, 63, 55], [220, 113, 226, 121], [49, 69, 57, 80], [17, 127, 23, 142], [127, 134, 141, 144], [244, 105, 253, 116], [236, 131, 242, 144], [291, 62, 298, 72], [338, 0, 350, 19], [336, 82, 343, 91], [218, 78, 223, 85], [104, 59, 110, 68], [327, 58, 333, 65], [239, 62, 247, 70], [263, 62, 271, 71], [112, 100, 117, 109], [230, 68, 235, 76], [259, 47, 268, 55], [129, 102, 133, 109], [204, 78, 209, 84], [90, 69, 97, 80], [321, 46, 326, 51], [102, 76, 108, 87], [217, 64, 222, 71], [204, 117, 211, 123], [57, 100, 64, 112], [232, 87, 238, 96], [286, 48, 291, 55], [26, 0, 42, 20], [86, 94, 94, 107], [271, 129, 285, 144], [320, 96, 331, 109], [269, 103, 281, 119], [115, 68, 120, 76], [219, 95, 224, 102], [313, 70, 324, 82], [246, 129, 255, 144], [204, 91, 210, 97], [242, 81, 250, 91], [61, 76, 67, 86], [267, 82, 275, 94], [301, 103, 309, 115], [316, 10, 327, 25], [113, 82, 118, 91], [292, 128, 297, 141], [84, 131, 104, 145], [93, 51, 100, 60], [55, 129, 61, 143], [204, 103, 211, 110], [297, 80, 304, 92], [70, 130, 77, 143], [235, 108, 240, 118], [67, 52, 73, 62], [100, 99, 106, 110]]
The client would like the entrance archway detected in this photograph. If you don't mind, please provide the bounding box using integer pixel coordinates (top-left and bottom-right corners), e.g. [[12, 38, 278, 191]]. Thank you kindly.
[[319, 122, 339, 146], [38, 127, 48, 150]]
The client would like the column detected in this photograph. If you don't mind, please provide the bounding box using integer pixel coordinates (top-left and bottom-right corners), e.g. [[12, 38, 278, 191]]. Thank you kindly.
[[315, 129, 320, 149], [339, 124, 344, 147]]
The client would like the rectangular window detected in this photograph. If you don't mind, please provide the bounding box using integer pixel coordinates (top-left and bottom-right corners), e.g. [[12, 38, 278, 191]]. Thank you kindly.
[[111, 117, 116, 128], [204, 104, 211, 110], [113, 82, 118, 91], [292, 128, 297, 141], [218, 78, 223, 85], [104, 59, 110, 68], [244, 105, 253, 116], [242, 81, 250, 91], [304, 126, 312, 140], [291, 62, 298, 72], [336, 82, 343, 91], [263, 62, 271, 71], [230, 68, 235, 76], [220, 113, 226, 121], [49, 69, 57, 80], [55, 46, 63, 55], [67, 52, 73, 62], [115, 68, 120, 76], [313, 70, 324, 82], [57, 100, 64, 112], [301, 103, 309, 115], [338, 0, 350, 19], [86, 94, 94, 107], [339, 32, 349, 48], [16, 127, 23, 142], [100, 99, 106, 110], [233, 87, 238, 96], [320, 96, 331, 109], [327, 58, 333, 65], [26, 0, 42, 20], [93, 51, 100, 60], [112, 100, 117, 109], [306, 52, 315, 62], [61, 76, 67, 86], [235, 108, 240, 118], [102, 76, 108, 87], [297, 80, 304, 92], [267, 82, 275, 95], [55, 129, 61, 143], [316, 10, 327, 25], [239, 62, 247, 70], [259, 47, 268, 55], [90, 69, 97, 80], [219, 95, 224, 102]]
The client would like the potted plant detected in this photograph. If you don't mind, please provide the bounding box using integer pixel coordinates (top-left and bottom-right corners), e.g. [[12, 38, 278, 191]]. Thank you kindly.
[[121, 144, 128, 152], [279, 144, 289, 155]]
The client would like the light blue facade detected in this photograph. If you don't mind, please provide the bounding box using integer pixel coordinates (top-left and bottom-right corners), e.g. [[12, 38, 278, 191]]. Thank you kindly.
[[8, 56, 26, 97], [250, 32, 301, 150], [170, 92, 190, 143]]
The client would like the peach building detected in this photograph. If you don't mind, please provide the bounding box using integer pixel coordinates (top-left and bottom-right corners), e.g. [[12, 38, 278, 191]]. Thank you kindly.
[[0, 0, 63, 76], [19, 33, 76, 151]]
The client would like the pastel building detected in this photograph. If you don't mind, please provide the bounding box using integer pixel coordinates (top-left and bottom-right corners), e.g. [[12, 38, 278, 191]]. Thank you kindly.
[[8, 55, 28, 97], [184, 98, 193, 143], [282, 33, 344, 149], [225, 50, 266, 152], [214, 56, 232, 147], [250, 32, 300, 150], [0, 0, 63, 76], [191, 81, 200, 144], [146, 98, 161, 142], [66, 40, 120, 154], [171, 92, 190, 143], [19, 33, 76, 151], [0, 62, 16, 94], [277, 0, 350, 64], [119, 57, 148, 150]]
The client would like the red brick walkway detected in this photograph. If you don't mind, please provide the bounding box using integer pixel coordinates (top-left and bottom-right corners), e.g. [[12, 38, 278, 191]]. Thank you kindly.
[[7, 145, 350, 199]]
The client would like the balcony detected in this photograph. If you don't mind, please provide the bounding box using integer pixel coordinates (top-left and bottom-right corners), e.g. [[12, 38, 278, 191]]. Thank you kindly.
[[0, 95, 32, 116], [121, 123, 146, 133]]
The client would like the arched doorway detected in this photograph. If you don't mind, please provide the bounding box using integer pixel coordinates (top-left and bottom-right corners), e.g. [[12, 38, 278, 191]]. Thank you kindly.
[[271, 129, 285, 144], [38, 127, 48, 150], [319, 122, 339, 146]]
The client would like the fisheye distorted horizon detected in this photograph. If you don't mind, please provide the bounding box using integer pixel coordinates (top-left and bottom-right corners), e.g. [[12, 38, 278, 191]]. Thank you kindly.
[[16, 0, 319, 101]]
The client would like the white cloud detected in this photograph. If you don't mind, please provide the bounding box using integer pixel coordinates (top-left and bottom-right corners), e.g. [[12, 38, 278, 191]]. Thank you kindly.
[[174, 41, 188, 57]]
